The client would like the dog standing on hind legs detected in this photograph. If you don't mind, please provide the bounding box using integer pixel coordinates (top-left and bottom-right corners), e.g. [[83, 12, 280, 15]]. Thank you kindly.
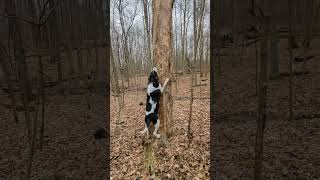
[[139, 67, 169, 138]]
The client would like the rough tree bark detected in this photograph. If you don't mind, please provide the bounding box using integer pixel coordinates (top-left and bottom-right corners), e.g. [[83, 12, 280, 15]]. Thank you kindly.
[[152, 0, 174, 146]]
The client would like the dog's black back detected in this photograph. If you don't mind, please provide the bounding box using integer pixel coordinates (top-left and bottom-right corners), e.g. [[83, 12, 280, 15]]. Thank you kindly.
[[145, 70, 161, 128]]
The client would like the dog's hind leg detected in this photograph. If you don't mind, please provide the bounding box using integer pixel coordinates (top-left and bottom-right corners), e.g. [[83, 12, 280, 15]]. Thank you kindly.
[[153, 119, 160, 138], [139, 125, 148, 135], [140, 116, 150, 136]]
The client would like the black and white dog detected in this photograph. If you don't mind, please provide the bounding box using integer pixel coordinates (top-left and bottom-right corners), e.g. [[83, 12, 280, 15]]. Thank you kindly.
[[139, 67, 169, 138]]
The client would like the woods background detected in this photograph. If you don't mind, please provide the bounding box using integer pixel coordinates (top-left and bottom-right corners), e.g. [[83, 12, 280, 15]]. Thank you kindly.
[[212, 0, 320, 179], [0, 0, 109, 179]]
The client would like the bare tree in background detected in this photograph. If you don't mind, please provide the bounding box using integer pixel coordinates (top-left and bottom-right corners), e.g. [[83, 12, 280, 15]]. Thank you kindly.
[[302, 0, 313, 71], [254, 10, 269, 180], [117, 0, 138, 87], [0, 43, 18, 123], [231, 0, 238, 68], [5, 0, 32, 142], [269, 0, 280, 79], [47, 0, 62, 82], [142, 0, 152, 65], [187, 0, 197, 145], [180, 0, 191, 74], [288, 0, 294, 121]]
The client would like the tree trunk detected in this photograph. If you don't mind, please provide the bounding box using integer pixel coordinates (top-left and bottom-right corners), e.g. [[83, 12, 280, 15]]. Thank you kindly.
[[142, 0, 152, 64], [255, 40, 259, 96], [65, 42, 75, 75], [181, 0, 189, 74], [288, 0, 294, 121], [6, 0, 32, 141], [152, 0, 174, 146], [231, 0, 238, 68], [111, 45, 120, 96], [254, 14, 269, 180], [302, 0, 313, 71], [38, 57, 45, 150], [118, 0, 131, 87], [95, 45, 100, 79], [76, 48, 90, 109], [195, 0, 205, 84], [187, 0, 197, 145], [0, 44, 18, 123], [48, 0, 62, 82], [269, 0, 280, 79], [174, 3, 178, 92]]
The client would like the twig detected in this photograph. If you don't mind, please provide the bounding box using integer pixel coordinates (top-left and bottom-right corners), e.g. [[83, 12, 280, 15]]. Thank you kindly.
[[0, 10, 38, 25]]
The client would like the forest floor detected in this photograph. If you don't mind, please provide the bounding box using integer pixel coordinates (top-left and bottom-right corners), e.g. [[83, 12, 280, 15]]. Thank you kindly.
[[0, 87, 107, 179], [214, 42, 320, 179], [110, 75, 210, 179]]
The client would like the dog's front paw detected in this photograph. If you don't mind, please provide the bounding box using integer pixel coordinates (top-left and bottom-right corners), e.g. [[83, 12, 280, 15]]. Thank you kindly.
[[154, 134, 160, 138]]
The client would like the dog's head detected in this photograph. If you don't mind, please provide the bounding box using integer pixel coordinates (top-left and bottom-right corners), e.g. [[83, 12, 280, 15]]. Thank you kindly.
[[148, 67, 159, 83]]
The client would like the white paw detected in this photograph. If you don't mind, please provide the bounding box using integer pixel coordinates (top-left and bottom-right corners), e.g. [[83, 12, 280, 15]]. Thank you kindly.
[[150, 174, 156, 179], [154, 134, 161, 138], [139, 129, 148, 135]]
